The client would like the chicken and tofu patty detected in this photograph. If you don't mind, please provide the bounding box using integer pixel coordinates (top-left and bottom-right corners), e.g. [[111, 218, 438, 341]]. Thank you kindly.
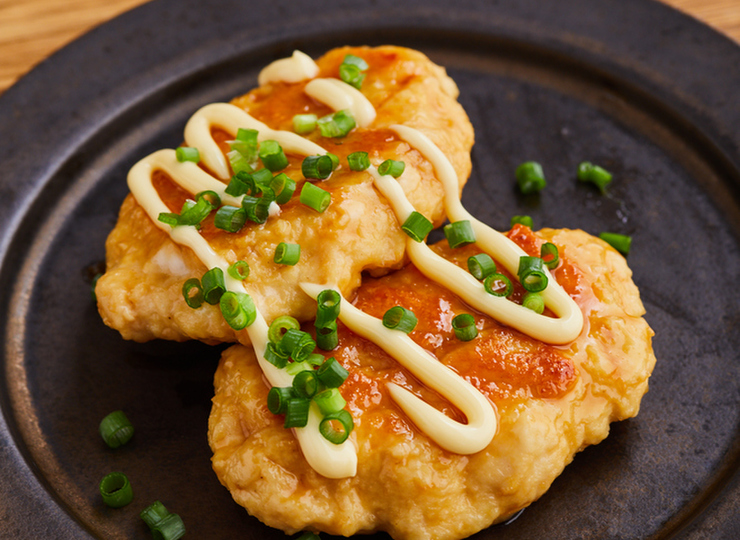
[[208, 227, 656, 540], [96, 46, 474, 344]]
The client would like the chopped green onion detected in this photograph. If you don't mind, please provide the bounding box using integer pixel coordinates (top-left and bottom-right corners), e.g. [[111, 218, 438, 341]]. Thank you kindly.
[[316, 321, 339, 351], [214, 206, 247, 233], [516, 161, 546, 194], [285, 361, 313, 376], [315, 289, 341, 327], [228, 149, 253, 175], [522, 292, 545, 314], [300, 182, 331, 213], [578, 161, 613, 192], [317, 110, 356, 138], [319, 409, 353, 444], [264, 342, 289, 368], [306, 353, 325, 367], [343, 54, 369, 71], [225, 171, 254, 197], [176, 196, 213, 226], [284, 397, 311, 428], [196, 190, 221, 208], [241, 195, 271, 224], [317, 357, 348, 388], [202, 267, 226, 305], [230, 128, 259, 162], [175, 146, 200, 163], [279, 328, 316, 362], [599, 232, 632, 255], [270, 173, 296, 204], [99, 411, 134, 449], [467, 253, 496, 280], [140, 501, 169, 529], [182, 278, 204, 309], [274, 242, 301, 265], [314, 388, 347, 415], [252, 168, 274, 186], [444, 220, 476, 248], [517, 256, 549, 293], [267, 387, 295, 414], [382, 306, 417, 333], [452, 313, 478, 341], [157, 212, 179, 226], [302, 155, 334, 179], [339, 62, 365, 89], [540, 242, 560, 269], [99, 472, 133, 508], [293, 113, 318, 134], [219, 291, 256, 330], [150, 513, 186, 540], [401, 211, 434, 242], [510, 215, 533, 228], [327, 152, 340, 171], [292, 370, 320, 399], [377, 159, 405, 178], [484, 273, 513, 297], [268, 315, 301, 344], [347, 151, 370, 171], [258, 140, 289, 172], [228, 260, 250, 280]]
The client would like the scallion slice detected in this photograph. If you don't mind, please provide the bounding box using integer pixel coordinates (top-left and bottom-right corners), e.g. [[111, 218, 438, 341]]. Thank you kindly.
[[181, 278, 204, 309], [279, 328, 316, 362], [347, 151, 370, 171], [316, 321, 339, 351], [517, 256, 549, 293], [467, 253, 496, 280], [452, 313, 478, 342], [225, 171, 254, 197], [150, 513, 186, 540], [202, 267, 226, 305], [377, 159, 405, 178], [522, 292, 545, 314], [315, 289, 341, 327], [319, 409, 353, 444], [578, 161, 613, 192], [270, 173, 296, 204], [317, 110, 356, 138], [401, 211, 434, 242], [140, 501, 169, 529], [339, 62, 366, 89], [175, 146, 200, 163], [267, 387, 295, 414], [343, 54, 369, 71], [99, 411, 134, 449], [382, 306, 417, 333], [292, 370, 320, 399], [599, 232, 632, 255], [285, 361, 313, 376], [316, 357, 348, 388], [510, 215, 533, 228], [484, 273, 513, 297], [274, 242, 300, 265], [306, 353, 325, 367], [176, 196, 213, 226], [284, 397, 311, 428], [314, 388, 347, 415], [302, 155, 334, 179], [540, 242, 560, 269], [293, 113, 318, 134], [228, 149, 253, 175], [219, 291, 256, 330], [258, 140, 289, 172], [444, 220, 476, 248], [228, 260, 250, 281], [516, 161, 546, 194], [99, 472, 133, 508], [264, 342, 289, 369], [300, 182, 331, 213], [231, 128, 259, 162], [214, 206, 247, 233], [268, 315, 301, 344], [252, 168, 274, 186], [240, 196, 268, 224]]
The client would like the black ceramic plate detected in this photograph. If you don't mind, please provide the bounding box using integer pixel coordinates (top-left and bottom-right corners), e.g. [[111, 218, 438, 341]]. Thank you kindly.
[[1, 0, 739, 538]]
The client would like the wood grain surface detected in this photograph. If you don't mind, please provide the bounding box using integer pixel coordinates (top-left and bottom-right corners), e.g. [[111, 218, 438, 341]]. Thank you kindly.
[[0, 0, 738, 95]]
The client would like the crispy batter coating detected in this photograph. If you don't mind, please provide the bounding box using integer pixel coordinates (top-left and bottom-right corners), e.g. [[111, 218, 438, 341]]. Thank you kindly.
[[96, 46, 473, 343], [208, 228, 656, 540]]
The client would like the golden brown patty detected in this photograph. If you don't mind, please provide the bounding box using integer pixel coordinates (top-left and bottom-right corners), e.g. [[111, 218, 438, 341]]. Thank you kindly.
[[208, 227, 656, 540], [96, 46, 474, 344]]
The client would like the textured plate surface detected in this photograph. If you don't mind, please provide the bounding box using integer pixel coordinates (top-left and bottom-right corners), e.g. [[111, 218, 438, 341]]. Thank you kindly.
[[1, 0, 739, 538]]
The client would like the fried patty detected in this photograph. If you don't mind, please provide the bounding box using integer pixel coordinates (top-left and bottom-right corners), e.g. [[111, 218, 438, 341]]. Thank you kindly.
[[208, 227, 656, 540], [96, 46, 474, 344]]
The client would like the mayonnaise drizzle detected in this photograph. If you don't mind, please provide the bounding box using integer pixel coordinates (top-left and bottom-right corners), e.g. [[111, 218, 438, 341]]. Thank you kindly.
[[304, 78, 376, 127], [301, 283, 497, 454], [387, 125, 584, 344], [257, 50, 320, 86]]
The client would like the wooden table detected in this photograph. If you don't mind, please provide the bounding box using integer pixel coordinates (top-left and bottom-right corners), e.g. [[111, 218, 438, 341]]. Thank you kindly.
[[1, 0, 739, 95]]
